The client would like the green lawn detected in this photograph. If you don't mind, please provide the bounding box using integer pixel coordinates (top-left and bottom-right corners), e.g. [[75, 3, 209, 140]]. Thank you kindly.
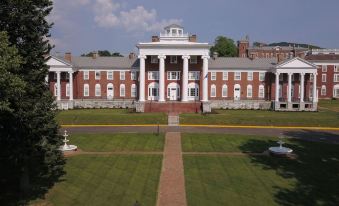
[[70, 133, 164, 152], [183, 133, 339, 206], [57, 109, 167, 125], [37, 155, 162, 206], [319, 99, 339, 111]]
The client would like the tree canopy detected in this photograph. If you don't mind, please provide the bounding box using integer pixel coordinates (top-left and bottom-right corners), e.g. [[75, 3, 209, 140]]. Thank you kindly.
[[210, 36, 238, 57], [81, 50, 124, 57], [0, 1, 65, 204]]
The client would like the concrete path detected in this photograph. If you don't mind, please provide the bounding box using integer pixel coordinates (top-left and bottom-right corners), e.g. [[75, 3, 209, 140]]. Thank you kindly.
[[168, 113, 179, 126], [157, 132, 187, 206]]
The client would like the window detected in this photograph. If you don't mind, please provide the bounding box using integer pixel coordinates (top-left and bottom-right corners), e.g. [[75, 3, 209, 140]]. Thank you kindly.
[[335, 65, 339, 72], [131, 84, 137, 97], [95, 71, 101, 80], [151, 56, 158, 63], [211, 72, 216, 80], [190, 56, 197, 64], [95, 84, 101, 96], [259, 85, 265, 98], [107, 71, 113, 80], [322, 65, 327, 72], [321, 85, 326, 96], [210, 84, 216, 97], [222, 85, 228, 97], [148, 71, 159, 80], [234, 72, 241, 80], [334, 74, 339, 82], [120, 71, 125, 80], [83, 71, 89, 80], [259, 72, 265, 81], [322, 74, 327, 82], [188, 71, 200, 80], [247, 85, 253, 98], [167, 71, 180, 80], [247, 72, 253, 81], [334, 85, 339, 97], [131, 71, 137, 80], [222, 72, 228, 80], [148, 82, 159, 100], [170, 56, 177, 64], [84, 84, 89, 96], [65, 73, 69, 80], [66, 83, 70, 97], [120, 84, 125, 97]]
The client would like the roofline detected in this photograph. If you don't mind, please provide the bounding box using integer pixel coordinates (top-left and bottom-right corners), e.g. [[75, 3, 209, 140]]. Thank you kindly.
[[49, 55, 73, 67], [276, 57, 317, 68]]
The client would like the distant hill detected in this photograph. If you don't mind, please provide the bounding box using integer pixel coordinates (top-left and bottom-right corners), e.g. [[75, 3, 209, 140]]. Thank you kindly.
[[268, 42, 322, 49]]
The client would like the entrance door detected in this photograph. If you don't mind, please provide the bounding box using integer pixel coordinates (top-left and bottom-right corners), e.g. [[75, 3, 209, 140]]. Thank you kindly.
[[169, 88, 178, 101], [107, 83, 114, 100], [234, 84, 241, 100]]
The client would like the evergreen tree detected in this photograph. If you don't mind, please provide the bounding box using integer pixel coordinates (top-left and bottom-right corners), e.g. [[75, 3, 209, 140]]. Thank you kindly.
[[210, 36, 238, 57], [0, 1, 65, 204]]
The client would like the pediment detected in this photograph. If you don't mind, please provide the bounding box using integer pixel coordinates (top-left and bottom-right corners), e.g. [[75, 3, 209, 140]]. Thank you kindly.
[[46, 56, 72, 67], [276, 57, 316, 69]]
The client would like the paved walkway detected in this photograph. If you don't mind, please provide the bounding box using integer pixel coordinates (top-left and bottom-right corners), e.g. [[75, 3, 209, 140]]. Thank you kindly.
[[157, 132, 187, 206], [168, 112, 180, 126]]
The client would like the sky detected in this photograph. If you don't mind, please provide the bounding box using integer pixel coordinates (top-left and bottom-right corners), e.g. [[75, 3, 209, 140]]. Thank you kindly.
[[49, 0, 339, 56]]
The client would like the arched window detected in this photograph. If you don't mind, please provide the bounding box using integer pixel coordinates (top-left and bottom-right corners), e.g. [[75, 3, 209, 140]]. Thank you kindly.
[[247, 85, 253, 98], [167, 82, 180, 100], [131, 84, 137, 98], [66, 83, 70, 97], [334, 84, 339, 98], [54, 84, 58, 97], [95, 84, 101, 97], [259, 85, 265, 98], [222, 84, 228, 97], [120, 84, 125, 97], [84, 84, 89, 97], [187, 82, 199, 100], [210, 84, 216, 97], [321, 85, 326, 96]]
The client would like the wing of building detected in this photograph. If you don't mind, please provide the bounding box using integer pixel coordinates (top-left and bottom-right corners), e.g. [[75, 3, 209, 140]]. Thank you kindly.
[[47, 25, 339, 112]]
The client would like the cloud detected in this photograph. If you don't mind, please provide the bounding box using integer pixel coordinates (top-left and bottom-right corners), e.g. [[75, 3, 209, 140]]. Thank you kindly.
[[93, 1, 183, 32]]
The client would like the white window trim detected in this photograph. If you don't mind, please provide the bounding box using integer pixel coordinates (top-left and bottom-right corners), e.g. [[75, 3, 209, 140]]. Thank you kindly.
[[188, 71, 200, 80], [321, 85, 326, 96], [259, 85, 265, 98], [120, 84, 125, 97], [322, 65, 327, 72], [247, 85, 253, 98], [210, 84, 216, 97], [222, 72, 228, 80], [211, 72, 217, 81], [84, 84, 89, 97], [334, 74, 339, 82], [222, 85, 228, 97], [83, 71, 89, 80], [259, 72, 265, 81], [131, 84, 137, 97], [334, 65, 339, 72], [66, 83, 70, 97], [107, 71, 113, 80], [95, 84, 101, 97], [148, 71, 159, 80], [95, 71, 101, 80], [322, 74, 327, 82], [247, 72, 253, 81], [120, 71, 125, 80], [235, 72, 241, 81], [167, 71, 181, 80], [131, 71, 137, 80]]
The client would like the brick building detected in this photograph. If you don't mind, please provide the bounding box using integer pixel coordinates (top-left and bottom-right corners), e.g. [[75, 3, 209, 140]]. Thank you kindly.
[[47, 25, 338, 112]]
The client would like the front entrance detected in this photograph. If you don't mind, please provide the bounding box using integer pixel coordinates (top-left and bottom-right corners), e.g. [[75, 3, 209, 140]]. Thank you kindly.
[[167, 82, 180, 101], [234, 84, 241, 100], [107, 83, 114, 100]]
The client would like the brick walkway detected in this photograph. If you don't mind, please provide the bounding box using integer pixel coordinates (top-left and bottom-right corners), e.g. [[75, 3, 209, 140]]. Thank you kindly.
[[157, 132, 187, 206]]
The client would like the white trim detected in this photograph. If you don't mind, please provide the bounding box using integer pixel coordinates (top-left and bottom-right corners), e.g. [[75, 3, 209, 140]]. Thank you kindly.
[[131, 84, 137, 98], [84, 84, 89, 97], [222, 84, 228, 97], [120, 84, 125, 97], [210, 84, 216, 97], [247, 84, 253, 98], [120, 71, 125, 80], [95, 84, 101, 96]]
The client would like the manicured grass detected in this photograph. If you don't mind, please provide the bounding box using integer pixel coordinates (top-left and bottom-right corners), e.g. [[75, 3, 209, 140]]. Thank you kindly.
[[182, 133, 279, 153], [70, 133, 164, 152], [56, 109, 167, 125], [319, 99, 339, 111], [180, 109, 339, 127], [35, 155, 162, 206], [183, 133, 339, 205]]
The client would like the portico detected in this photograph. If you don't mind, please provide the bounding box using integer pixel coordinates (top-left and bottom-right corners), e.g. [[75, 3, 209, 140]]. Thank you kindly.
[[273, 57, 318, 111], [136, 24, 211, 105]]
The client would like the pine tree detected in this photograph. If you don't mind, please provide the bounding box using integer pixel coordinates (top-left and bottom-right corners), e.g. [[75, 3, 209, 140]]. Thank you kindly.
[[0, 1, 65, 204]]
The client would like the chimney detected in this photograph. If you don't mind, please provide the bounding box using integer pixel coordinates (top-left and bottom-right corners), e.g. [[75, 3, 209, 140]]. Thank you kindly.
[[64, 52, 72, 62], [189, 34, 197, 42], [129, 52, 136, 59], [152, 36, 159, 42], [213, 52, 218, 59], [92, 51, 98, 59]]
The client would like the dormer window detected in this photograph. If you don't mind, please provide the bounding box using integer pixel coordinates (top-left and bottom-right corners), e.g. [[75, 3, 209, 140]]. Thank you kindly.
[[172, 29, 177, 36], [178, 29, 182, 35]]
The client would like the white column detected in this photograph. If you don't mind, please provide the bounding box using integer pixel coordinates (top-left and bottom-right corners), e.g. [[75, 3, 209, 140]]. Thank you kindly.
[[300, 73, 305, 102], [45, 74, 49, 83], [158, 55, 166, 102], [56, 71, 61, 101], [275, 72, 280, 102], [287, 72, 292, 102], [182, 55, 190, 102], [138, 55, 146, 102], [313, 72, 317, 103], [69, 71, 74, 101], [202, 55, 210, 102]]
